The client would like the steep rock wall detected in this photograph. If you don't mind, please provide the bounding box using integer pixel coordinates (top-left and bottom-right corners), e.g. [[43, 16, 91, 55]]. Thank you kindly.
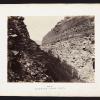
[[42, 16, 95, 82]]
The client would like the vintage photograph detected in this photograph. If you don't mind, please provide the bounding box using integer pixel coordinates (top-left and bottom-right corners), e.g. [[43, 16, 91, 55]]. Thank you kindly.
[[8, 16, 95, 83]]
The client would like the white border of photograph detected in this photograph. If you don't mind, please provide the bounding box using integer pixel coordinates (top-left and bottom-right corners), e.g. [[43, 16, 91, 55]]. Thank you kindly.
[[0, 4, 100, 96]]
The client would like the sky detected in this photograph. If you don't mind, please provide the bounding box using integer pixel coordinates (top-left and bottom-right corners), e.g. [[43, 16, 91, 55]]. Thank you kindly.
[[24, 16, 65, 44]]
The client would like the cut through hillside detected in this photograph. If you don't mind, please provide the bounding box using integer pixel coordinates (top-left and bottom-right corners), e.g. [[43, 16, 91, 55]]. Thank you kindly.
[[8, 16, 78, 82]]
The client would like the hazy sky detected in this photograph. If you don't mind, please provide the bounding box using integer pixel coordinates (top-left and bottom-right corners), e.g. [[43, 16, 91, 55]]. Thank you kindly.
[[24, 16, 65, 43]]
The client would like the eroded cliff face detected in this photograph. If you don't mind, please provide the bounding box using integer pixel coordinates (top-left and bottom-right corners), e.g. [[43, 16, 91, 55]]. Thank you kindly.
[[42, 16, 95, 82], [8, 16, 78, 82]]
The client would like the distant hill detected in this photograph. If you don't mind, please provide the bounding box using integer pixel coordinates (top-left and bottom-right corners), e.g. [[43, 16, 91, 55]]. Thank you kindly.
[[35, 40, 42, 45]]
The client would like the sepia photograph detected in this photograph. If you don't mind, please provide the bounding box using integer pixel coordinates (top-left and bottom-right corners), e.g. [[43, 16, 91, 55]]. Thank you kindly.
[[0, 4, 100, 96], [8, 16, 95, 83]]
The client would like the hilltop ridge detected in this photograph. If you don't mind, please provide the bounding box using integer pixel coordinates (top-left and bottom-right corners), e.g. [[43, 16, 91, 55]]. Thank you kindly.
[[42, 16, 94, 45]]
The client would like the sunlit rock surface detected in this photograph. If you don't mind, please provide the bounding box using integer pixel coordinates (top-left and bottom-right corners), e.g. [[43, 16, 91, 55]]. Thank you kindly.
[[42, 16, 95, 82]]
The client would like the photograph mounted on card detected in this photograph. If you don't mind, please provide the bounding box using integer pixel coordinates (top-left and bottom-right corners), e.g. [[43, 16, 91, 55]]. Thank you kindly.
[[0, 4, 99, 96], [8, 16, 95, 83]]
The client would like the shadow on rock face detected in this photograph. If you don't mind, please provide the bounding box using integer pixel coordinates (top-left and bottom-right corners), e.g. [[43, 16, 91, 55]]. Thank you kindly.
[[45, 50, 79, 82]]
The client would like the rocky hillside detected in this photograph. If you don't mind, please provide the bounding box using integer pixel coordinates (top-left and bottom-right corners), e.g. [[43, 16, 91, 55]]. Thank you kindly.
[[42, 16, 95, 82], [8, 16, 78, 82]]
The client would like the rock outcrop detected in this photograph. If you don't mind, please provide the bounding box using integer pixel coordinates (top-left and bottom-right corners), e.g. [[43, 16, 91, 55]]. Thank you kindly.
[[42, 16, 95, 82], [8, 16, 78, 82]]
